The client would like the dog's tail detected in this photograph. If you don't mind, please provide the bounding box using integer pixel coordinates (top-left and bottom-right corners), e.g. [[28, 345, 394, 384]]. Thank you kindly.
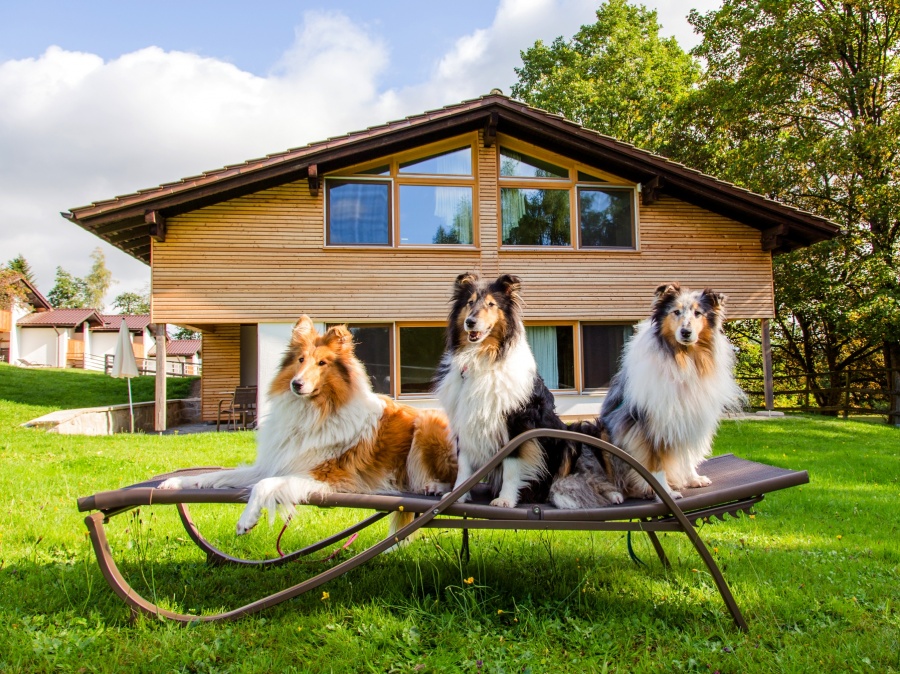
[[385, 511, 416, 553]]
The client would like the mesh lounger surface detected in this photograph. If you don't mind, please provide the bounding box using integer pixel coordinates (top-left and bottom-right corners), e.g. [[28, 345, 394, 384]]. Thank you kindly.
[[77, 429, 808, 630]]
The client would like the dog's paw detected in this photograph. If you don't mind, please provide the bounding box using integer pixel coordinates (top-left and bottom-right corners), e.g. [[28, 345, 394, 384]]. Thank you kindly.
[[686, 474, 712, 488], [423, 481, 452, 496], [235, 514, 259, 536], [490, 497, 516, 508], [455, 491, 472, 503], [607, 490, 624, 505], [157, 477, 186, 490]]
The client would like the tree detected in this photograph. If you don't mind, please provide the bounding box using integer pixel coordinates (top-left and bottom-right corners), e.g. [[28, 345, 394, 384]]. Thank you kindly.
[[112, 290, 150, 314], [511, 0, 699, 153], [47, 267, 89, 309], [170, 326, 201, 340], [84, 247, 115, 309], [0, 266, 26, 311], [686, 0, 900, 420], [6, 255, 36, 285]]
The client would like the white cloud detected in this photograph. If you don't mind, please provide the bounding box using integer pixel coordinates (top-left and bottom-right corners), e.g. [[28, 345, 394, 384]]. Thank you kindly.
[[0, 2, 717, 310]]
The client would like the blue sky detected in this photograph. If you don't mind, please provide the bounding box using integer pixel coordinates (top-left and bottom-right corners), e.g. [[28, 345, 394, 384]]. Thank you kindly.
[[0, 0, 719, 308]]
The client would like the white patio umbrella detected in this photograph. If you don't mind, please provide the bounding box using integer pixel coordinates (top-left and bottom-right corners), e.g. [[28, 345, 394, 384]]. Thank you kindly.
[[110, 319, 139, 432]]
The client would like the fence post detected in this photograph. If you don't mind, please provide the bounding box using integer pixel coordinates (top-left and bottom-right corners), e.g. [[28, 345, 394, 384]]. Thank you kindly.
[[761, 319, 774, 411]]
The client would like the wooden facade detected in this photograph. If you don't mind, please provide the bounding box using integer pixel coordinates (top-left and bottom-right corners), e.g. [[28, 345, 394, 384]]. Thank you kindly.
[[67, 94, 839, 424]]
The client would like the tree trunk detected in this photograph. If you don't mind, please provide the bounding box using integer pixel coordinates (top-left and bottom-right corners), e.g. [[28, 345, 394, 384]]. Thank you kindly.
[[888, 341, 900, 427]]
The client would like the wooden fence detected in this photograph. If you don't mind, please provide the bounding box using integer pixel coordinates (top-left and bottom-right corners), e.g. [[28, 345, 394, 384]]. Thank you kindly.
[[737, 367, 899, 420]]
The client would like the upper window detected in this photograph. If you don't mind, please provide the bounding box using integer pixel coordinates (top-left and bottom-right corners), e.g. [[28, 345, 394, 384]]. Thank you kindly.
[[498, 139, 637, 250], [325, 137, 476, 248]]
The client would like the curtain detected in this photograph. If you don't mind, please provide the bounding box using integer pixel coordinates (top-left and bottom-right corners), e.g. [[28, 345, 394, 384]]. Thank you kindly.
[[526, 326, 558, 389], [434, 187, 473, 244], [501, 188, 527, 241]]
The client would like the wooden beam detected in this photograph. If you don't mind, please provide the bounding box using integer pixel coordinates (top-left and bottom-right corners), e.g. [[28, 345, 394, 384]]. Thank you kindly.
[[154, 323, 167, 431], [762, 318, 774, 411], [483, 111, 498, 148], [146, 210, 166, 242], [761, 224, 787, 251], [641, 175, 663, 206], [307, 164, 319, 198]]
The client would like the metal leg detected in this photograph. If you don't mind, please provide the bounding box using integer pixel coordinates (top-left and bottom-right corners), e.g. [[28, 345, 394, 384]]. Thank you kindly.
[[646, 530, 671, 568]]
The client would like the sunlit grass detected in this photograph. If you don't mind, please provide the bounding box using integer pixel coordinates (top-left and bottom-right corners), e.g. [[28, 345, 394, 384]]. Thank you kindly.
[[0, 363, 897, 672]]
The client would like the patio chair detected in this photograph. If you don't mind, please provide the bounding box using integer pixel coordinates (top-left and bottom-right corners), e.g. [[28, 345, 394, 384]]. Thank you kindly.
[[16, 358, 50, 368], [217, 386, 257, 431], [77, 429, 808, 630]]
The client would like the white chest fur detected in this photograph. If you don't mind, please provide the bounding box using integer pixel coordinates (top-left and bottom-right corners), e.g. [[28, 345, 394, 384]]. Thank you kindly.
[[436, 337, 536, 467]]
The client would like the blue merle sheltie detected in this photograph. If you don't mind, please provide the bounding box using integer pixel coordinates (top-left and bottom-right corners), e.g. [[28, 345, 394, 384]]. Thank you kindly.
[[584, 283, 746, 502], [435, 272, 622, 508]]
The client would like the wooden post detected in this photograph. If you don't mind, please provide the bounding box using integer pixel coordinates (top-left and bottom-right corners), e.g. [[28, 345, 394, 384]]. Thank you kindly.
[[761, 319, 774, 412], [155, 323, 167, 432], [842, 370, 851, 420]]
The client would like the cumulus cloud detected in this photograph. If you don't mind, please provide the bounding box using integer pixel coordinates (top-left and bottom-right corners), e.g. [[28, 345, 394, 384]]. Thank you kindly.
[[0, 1, 715, 308]]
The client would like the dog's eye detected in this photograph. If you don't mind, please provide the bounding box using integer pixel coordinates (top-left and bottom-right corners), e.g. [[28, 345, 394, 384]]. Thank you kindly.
[[673, 309, 681, 317], [298, 357, 304, 363], [467, 300, 474, 307], [694, 310, 702, 318], [318, 360, 326, 367], [487, 301, 495, 308]]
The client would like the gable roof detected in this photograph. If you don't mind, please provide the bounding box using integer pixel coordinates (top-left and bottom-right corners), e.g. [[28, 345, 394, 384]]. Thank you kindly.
[[20, 278, 52, 310], [148, 339, 201, 357], [63, 93, 839, 262], [95, 314, 152, 332], [17, 308, 104, 328]]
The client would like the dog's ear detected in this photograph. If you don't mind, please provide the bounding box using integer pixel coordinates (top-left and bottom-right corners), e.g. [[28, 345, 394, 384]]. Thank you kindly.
[[495, 274, 522, 297], [322, 325, 354, 354], [291, 315, 317, 344], [701, 288, 727, 314], [454, 272, 478, 292], [654, 282, 680, 300]]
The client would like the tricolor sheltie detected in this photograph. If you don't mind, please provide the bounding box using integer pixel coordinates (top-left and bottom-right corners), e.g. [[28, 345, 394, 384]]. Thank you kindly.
[[597, 283, 746, 500], [159, 316, 457, 535], [435, 273, 621, 508]]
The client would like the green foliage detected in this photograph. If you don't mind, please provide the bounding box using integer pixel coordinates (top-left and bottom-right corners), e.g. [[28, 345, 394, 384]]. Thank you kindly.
[[83, 247, 115, 310], [0, 266, 26, 311], [511, 0, 699, 153], [111, 291, 150, 315], [6, 254, 36, 285], [0, 364, 897, 671], [47, 266, 89, 309], [170, 325, 201, 340]]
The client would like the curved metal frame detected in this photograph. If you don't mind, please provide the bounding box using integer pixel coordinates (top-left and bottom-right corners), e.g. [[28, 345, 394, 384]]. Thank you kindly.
[[81, 429, 772, 629]]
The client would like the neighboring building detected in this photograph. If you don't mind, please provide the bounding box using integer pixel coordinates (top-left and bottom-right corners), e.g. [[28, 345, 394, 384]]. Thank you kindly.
[[63, 94, 839, 424], [148, 338, 202, 376], [0, 278, 52, 364], [14, 310, 154, 370]]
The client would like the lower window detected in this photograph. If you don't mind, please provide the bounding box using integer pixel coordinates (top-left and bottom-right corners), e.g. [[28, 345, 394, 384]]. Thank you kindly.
[[525, 325, 575, 390], [329, 324, 392, 395], [399, 326, 446, 394], [582, 324, 634, 389]]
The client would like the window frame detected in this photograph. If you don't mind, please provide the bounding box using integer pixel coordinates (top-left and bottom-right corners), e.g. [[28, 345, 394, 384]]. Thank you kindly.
[[497, 135, 639, 252], [580, 322, 637, 391], [324, 134, 479, 250], [394, 322, 447, 398], [324, 178, 393, 247], [524, 320, 580, 392]]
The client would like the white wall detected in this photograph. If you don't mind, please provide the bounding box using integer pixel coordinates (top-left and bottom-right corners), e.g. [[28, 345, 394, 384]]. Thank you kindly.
[[256, 323, 294, 426], [17, 327, 67, 367]]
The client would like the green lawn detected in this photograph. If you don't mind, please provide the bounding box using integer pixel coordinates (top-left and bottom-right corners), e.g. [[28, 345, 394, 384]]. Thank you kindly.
[[0, 362, 897, 673]]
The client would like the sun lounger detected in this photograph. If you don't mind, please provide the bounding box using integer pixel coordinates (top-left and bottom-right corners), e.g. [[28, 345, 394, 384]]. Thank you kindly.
[[77, 429, 808, 630]]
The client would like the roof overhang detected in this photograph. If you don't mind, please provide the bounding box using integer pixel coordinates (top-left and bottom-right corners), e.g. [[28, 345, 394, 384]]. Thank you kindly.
[[63, 95, 839, 262]]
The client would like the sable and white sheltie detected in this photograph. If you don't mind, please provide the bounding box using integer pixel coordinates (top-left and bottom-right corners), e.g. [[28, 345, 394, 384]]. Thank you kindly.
[[596, 283, 746, 500], [159, 316, 457, 535], [435, 272, 622, 508]]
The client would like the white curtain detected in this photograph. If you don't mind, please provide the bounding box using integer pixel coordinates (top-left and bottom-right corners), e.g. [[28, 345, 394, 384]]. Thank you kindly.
[[434, 187, 473, 244], [526, 326, 558, 389], [501, 188, 527, 241]]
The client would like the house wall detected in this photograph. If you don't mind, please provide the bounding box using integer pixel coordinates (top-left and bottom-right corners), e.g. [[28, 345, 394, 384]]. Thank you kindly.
[[200, 324, 240, 421], [18, 327, 68, 367], [151, 134, 773, 326]]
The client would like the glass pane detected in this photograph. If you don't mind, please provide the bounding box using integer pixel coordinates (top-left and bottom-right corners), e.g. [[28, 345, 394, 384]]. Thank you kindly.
[[579, 188, 634, 248], [399, 147, 471, 175], [577, 170, 607, 183], [501, 188, 571, 246], [399, 185, 473, 245], [327, 181, 390, 245], [346, 325, 392, 395], [399, 326, 445, 394], [499, 147, 567, 179], [582, 324, 633, 388], [525, 325, 575, 390]]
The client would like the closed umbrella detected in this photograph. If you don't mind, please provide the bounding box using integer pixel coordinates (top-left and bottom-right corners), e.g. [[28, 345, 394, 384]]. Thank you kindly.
[[111, 319, 139, 432]]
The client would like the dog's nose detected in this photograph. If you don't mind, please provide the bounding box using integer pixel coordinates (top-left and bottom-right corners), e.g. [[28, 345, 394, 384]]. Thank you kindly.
[[680, 328, 693, 339], [291, 379, 304, 394], [465, 317, 477, 329]]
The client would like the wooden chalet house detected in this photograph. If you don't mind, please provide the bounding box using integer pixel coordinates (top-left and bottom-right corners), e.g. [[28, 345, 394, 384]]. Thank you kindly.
[[64, 94, 838, 428]]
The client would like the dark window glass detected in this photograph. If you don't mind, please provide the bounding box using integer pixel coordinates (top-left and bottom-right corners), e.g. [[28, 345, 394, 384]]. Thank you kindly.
[[525, 325, 575, 390], [399, 185, 473, 245], [577, 170, 607, 183], [399, 147, 471, 175], [578, 188, 634, 248], [501, 188, 570, 246], [399, 327, 445, 394], [342, 325, 392, 395], [582, 324, 634, 388], [499, 147, 567, 179], [358, 164, 390, 176], [327, 180, 390, 245]]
